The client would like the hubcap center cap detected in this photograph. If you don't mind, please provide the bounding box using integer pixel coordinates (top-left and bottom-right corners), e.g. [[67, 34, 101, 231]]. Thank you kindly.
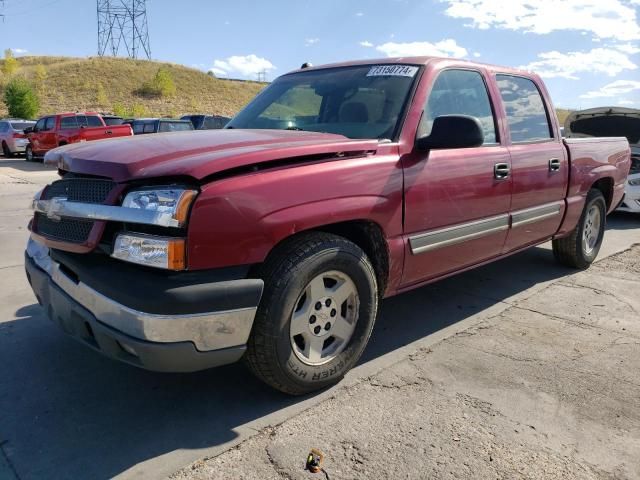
[[309, 296, 334, 337]]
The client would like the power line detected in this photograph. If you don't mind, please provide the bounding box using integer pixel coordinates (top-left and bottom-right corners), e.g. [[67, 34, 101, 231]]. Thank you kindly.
[[97, 0, 151, 59]]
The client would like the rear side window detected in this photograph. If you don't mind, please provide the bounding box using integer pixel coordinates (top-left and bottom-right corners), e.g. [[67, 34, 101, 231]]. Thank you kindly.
[[143, 123, 156, 134], [419, 69, 497, 144], [44, 117, 56, 131], [86, 115, 103, 127], [60, 117, 79, 129], [496, 75, 553, 143], [76, 115, 88, 127], [0, 122, 7, 132]]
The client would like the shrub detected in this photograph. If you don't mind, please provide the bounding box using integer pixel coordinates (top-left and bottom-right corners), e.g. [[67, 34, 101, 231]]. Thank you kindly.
[[4, 77, 39, 118], [112, 103, 128, 117], [130, 103, 147, 117], [96, 82, 108, 106], [2, 49, 18, 76], [138, 67, 176, 98]]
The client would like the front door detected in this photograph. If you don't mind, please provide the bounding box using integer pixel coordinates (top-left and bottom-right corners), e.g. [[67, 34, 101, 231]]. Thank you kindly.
[[495, 74, 568, 252], [402, 68, 512, 287]]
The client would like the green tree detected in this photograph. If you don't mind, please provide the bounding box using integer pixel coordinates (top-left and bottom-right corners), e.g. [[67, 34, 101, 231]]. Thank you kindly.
[[2, 49, 18, 76], [4, 77, 39, 118]]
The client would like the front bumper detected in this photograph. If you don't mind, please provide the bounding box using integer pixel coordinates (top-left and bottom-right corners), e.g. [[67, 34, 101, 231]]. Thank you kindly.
[[617, 175, 640, 213], [25, 238, 263, 372]]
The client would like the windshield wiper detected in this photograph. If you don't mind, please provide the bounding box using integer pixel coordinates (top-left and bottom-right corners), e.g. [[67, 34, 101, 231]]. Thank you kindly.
[[285, 126, 305, 131]]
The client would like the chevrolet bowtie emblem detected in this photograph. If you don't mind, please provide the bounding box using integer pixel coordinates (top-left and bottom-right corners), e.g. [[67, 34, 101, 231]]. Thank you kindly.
[[46, 197, 67, 222]]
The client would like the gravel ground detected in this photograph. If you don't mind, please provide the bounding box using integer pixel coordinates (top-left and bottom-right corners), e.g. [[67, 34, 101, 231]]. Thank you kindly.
[[174, 246, 640, 480]]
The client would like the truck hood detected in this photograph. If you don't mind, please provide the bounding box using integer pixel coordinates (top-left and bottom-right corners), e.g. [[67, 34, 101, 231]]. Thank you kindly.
[[44, 129, 379, 182], [564, 107, 640, 147]]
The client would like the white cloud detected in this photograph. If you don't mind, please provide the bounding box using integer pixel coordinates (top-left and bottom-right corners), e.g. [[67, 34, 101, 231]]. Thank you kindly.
[[355, 12, 364, 17], [473, 52, 481, 58], [618, 99, 636, 105], [614, 43, 640, 54], [359, 40, 374, 48], [208, 67, 228, 77], [440, 0, 640, 41], [376, 39, 468, 58], [520, 48, 637, 79], [12, 48, 28, 55], [580, 80, 640, 98], [211, 54, 276, 78], [304, 38, 320, 47]]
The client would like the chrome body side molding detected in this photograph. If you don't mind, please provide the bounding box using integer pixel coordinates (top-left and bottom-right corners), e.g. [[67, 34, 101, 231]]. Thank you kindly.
[[409, 214, 510, 254], [409, 201, 563, 255]]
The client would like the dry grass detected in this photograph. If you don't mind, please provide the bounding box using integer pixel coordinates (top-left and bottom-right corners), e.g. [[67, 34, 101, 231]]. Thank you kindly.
[[0, 56, 266, 118]]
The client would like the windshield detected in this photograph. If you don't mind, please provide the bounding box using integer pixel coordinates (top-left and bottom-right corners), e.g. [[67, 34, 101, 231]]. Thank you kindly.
[[227, 64, 421, 140]]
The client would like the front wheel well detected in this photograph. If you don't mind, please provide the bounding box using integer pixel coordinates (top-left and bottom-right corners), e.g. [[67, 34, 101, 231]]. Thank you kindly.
[[58, 141, 67, 146], [590, 177, 614, 210], [256, 220, 390, 296]]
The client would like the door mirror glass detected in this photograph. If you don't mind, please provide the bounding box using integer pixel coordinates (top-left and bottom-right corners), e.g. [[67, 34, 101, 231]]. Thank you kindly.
[[24, 126, 34, 134], [416, 115, 484, 150]]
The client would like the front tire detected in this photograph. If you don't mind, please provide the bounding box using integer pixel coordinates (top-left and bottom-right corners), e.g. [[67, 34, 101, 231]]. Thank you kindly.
[[553, 189, 606, 269], [245, 232, 379, 395], [25, 145, 34, 162]]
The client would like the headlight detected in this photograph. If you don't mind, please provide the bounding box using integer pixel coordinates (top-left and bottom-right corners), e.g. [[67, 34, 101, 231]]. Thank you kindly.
[[112, 233, 186, 270], [122, 188, 197, 227]]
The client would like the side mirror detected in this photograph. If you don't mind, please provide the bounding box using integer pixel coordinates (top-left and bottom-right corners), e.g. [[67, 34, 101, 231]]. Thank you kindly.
[[416, 115, 484, 150], [24, 127, 34, 134]]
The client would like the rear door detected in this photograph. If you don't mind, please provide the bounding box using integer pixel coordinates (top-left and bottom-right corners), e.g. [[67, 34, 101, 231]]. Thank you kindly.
[[402, 68, 512, 286], [495, 74, 568, 252]]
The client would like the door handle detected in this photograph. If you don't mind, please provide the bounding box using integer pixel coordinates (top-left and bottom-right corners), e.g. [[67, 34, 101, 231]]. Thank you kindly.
[[494, 163, 510, 180], [549, 158, 561, 172], [105, 130, 113, 135]]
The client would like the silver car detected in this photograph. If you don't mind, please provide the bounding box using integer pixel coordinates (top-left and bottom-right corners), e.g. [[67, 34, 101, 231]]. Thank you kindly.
[[0, 119, 36, 157]]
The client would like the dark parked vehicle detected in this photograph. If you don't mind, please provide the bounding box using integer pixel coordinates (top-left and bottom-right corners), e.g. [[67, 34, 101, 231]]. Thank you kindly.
[[126, 118, 194, 135], [101, 115, 125, 126], [181, 114, 230, 130]]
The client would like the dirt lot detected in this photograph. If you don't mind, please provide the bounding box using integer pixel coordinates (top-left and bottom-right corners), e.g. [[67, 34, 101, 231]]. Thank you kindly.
[[176, 247, 640, 480]]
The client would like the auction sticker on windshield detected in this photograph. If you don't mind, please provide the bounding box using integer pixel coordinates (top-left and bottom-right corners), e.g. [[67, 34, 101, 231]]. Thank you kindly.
[[367, 65, 419, 77]]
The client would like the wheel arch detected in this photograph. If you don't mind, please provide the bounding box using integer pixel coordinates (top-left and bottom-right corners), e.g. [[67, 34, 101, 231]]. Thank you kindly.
[[590, 177, 614, 210], [254, 219, 391, 297]]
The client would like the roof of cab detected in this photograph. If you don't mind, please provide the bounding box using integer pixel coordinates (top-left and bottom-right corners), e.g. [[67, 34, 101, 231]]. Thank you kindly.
[[286, 56, 537, 78]]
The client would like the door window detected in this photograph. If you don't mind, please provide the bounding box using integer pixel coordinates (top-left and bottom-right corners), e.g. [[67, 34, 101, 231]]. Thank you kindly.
[[419, 69, 497, 144], [0, 122, 7, 133], [143, 123, 156, 133], [35, 119, 46, 131], [44, 117, 56, 131], [86, 115, 103, 127], [496, 75, 553, 143], [60, 116, 79, 129]]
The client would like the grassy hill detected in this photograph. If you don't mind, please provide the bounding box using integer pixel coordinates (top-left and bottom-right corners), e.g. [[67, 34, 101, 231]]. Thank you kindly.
[[1, 55, 574, 124], [0, 56, 266, 118]]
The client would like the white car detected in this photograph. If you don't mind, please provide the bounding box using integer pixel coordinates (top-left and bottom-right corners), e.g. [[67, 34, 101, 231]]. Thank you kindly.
[[0, 118, 35, 157], [564, 107, 640, 213]]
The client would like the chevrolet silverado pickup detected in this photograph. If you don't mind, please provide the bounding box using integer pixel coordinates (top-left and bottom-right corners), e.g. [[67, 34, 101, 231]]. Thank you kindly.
[[25, 57, 631, 395], [25, 112, 133, 161]]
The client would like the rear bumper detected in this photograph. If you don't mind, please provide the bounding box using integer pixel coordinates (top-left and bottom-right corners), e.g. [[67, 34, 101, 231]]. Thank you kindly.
[[617, 176, 640, 213], [25, 238, 263, 372]]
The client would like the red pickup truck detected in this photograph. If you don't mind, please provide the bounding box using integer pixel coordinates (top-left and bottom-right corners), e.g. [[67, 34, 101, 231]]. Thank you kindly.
[[25, 112, 133, 161], [25, 57, 630, 394]]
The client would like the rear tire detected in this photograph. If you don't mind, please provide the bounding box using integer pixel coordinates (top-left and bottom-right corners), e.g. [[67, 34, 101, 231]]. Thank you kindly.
[[553, 189, 606, 269], [2, 142, 13, 158], [25, 145, 34, 162], [244, 232, 379, 395]]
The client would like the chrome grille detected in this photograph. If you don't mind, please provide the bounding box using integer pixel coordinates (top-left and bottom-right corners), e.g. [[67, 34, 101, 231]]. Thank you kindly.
[[42, 178, 116, 204], [35, 177, 116, 244]]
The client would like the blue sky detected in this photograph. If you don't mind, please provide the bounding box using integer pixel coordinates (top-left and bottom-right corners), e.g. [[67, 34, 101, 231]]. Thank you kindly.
[[1, 0, 639, 109]]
